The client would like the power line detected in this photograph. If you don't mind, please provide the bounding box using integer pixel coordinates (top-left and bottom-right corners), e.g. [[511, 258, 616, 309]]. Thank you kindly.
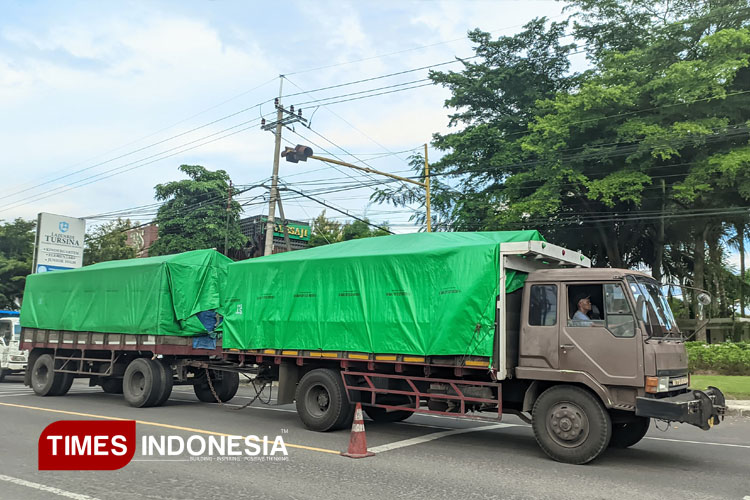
[[0, 117, 272, 214]]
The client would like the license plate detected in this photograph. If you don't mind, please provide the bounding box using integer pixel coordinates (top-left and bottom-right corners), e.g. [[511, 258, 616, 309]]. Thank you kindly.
[[671, 376, 688, 386]]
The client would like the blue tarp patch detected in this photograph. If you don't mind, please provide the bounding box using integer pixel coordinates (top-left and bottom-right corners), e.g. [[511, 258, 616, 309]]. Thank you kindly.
[[192, 334, 217, 350]]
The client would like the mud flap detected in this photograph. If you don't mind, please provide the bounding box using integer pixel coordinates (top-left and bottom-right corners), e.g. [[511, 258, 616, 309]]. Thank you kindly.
[[635, 386, 726, 430]]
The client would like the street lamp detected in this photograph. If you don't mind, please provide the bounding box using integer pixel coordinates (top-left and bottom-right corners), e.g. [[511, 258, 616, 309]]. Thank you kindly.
[[283, 144, 432, 232]]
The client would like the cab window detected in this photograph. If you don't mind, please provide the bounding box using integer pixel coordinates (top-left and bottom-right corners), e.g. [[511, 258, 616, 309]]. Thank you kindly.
[[567, 285, 605, 327], [604, 283, 635, 337], [529, 285, 557, 326]]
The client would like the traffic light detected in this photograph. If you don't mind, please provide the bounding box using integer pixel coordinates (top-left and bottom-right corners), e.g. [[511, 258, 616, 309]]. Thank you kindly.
[[281, 144, 313, 163]]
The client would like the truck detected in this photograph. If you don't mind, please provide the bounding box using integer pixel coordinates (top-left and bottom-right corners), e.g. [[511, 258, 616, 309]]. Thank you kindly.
[[0, 311, 27, 382], [19, 232, 726, 464]]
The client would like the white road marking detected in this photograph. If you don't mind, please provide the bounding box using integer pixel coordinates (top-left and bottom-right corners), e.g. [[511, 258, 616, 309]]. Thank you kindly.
[[368, 423, 516, 453], [644, 437, 750, 449], [0, 474, 99, 500]]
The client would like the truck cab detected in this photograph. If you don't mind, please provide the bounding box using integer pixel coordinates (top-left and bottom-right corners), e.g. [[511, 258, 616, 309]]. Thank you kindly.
[[512, 264, 724, 463], [0, 315, 28, 382]]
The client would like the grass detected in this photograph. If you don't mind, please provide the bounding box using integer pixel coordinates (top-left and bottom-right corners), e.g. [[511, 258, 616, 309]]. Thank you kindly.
[[690, 374, 750, 400]]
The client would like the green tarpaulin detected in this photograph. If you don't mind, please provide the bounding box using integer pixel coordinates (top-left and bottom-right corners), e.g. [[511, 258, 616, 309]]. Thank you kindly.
[[20, 249, 232, 336], [222, 231, 544, 357]]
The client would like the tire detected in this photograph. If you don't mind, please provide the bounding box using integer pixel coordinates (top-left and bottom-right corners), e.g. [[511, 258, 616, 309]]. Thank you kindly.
[[193, 370, 238, 403], [295, 368, 352, 432], [51, 372, 74, 396], [364, 406, 412, 423], [102, 378, 124, 394], [0, 369, 6, 383], [153, 361, 173, 407], [609, 416, 650, 448], [217, 371, 239, 402], [31, 354, 69, 396], [123, 358, 163, 408], [532, 385, 611, 465]]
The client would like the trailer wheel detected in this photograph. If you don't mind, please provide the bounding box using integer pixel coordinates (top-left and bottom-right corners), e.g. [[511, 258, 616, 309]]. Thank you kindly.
[[363, 406, 412, 423], [295, 368, 352, 432], [123, 358, 163, 408], [153, 361, 174, 407], [193, 370, 238, 403], [532, 385, 611, 465], [31, 354, 70, 396], [609, 416, 650, 448], [101, 378, 124, 394]]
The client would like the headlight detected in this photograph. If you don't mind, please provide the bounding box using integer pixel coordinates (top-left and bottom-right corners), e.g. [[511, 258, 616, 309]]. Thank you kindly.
[[646, 376, 670, 393], [10, 355, 26, 362]]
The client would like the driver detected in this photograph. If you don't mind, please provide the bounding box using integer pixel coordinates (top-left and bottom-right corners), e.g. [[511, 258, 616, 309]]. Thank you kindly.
[[572, 294, 593, 326]]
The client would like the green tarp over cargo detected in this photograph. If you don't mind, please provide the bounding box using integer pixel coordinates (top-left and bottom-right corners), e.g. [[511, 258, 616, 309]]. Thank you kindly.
[[222, 231, 544, 357], [20, 249, 232, 336]]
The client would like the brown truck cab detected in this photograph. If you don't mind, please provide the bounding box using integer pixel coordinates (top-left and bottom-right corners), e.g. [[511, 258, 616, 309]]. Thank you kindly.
[[509, 253, 725, 462]]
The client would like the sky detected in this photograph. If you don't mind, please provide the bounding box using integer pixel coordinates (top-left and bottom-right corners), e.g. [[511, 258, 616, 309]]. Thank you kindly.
[[0, 0, 573, 233]]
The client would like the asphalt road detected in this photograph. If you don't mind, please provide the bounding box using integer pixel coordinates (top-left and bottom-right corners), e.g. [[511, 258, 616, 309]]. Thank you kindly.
[[0, 375, 748, 500]]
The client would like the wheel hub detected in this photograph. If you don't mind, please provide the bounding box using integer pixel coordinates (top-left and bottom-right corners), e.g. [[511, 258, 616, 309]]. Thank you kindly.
[[317, 392, 329, 409], [547, 402, 589, 448]]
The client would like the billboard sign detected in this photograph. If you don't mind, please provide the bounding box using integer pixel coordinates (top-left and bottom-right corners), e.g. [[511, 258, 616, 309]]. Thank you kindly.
[[33, 213, 86, 273], [260, 217, 311, 241]]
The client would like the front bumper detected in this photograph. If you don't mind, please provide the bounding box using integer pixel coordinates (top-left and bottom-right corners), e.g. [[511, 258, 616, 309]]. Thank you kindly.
[[635, 386, 726, 430]]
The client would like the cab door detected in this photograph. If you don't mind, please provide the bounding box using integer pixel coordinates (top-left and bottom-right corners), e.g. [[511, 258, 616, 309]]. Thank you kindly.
[[559, 282, 643, 387], [0, 320, 10, 368]]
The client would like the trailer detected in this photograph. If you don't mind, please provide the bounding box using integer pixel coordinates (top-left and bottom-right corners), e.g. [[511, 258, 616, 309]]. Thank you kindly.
[[20, 233, 726, 464]]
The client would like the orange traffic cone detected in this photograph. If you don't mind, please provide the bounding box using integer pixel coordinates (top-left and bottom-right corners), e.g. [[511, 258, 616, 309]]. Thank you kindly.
[[341, 403, 375, 458]]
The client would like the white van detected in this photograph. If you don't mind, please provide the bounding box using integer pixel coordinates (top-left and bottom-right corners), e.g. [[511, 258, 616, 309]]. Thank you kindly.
[[0, 316, 27, 381]]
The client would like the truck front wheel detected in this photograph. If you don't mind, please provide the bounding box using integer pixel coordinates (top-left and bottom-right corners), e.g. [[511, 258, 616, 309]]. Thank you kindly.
[[295, 368, 353, 432], [609, 416, 650, 448], [532, 385, 611, 464]]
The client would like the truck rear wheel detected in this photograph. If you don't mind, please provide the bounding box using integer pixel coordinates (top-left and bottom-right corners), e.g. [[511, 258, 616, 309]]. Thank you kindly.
[[153, 361, 173, 407], [101, 378, 123, 394], [193, 370, 239, 403], [295, 368, 353, 432], [532, 385, 611, 465], [609, 416, 650, 448], [123, 358, 163, 408], [31, 354, 71, 396]]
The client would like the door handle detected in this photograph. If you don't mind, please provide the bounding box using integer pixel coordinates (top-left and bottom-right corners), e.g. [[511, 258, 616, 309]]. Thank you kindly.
[[560, 344, 575, 350]]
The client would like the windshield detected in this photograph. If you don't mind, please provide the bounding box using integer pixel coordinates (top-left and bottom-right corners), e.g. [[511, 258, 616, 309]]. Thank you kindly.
[[626, 276, 679, 338]]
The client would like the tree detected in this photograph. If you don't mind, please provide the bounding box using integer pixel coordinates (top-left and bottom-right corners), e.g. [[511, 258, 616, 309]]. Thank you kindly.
[[83, 219, 136, 266], [309, 210, 343, 247], [0, 218, 35, 309], [308, 211, 390, 247], [148, 165, 246, 256]]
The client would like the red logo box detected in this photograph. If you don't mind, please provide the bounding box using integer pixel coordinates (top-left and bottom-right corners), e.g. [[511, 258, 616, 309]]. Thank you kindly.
[[39, 420, 136, 470]]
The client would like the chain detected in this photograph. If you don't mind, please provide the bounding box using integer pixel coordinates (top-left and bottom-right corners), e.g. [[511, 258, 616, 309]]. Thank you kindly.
[[204, 367, 223, 406], [203, 367, 270, 411]]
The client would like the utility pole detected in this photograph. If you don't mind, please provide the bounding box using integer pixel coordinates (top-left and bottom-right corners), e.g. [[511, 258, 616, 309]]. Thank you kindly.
[[424, 143, 431, 233], [224, 180, 232, 255], [261, 77, 308, 256], [263, 77, 284, 256]]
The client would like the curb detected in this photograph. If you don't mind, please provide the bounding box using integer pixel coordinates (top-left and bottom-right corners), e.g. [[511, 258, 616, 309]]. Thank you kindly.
[[726, 406, 750, 417]]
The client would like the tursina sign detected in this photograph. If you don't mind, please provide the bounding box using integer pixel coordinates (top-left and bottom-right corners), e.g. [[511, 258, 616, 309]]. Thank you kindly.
[[33, 213, 86, 273]]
